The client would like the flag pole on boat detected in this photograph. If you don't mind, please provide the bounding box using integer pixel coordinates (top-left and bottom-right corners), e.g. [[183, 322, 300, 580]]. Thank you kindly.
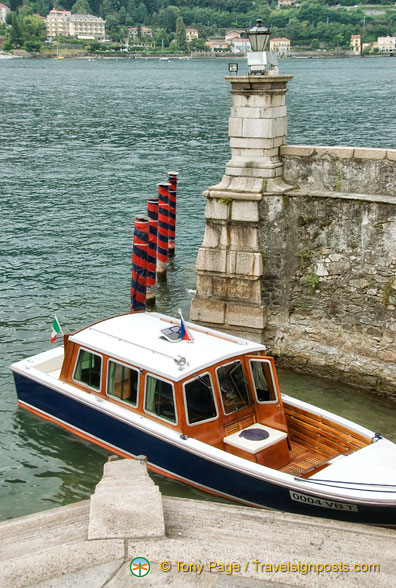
[[50, 315, 64, 343], [130, 215, 148, 313], [146, 196, 158, 307], [167, 171, 178, 258], [178, 308, 194, 342]]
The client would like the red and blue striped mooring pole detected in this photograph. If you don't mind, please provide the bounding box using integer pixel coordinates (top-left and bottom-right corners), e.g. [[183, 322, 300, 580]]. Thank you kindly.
[[146, 197, 158, 306], [167, 171, 179, 258], [130, 215, 149, 313], [156, 182, 170, 280]]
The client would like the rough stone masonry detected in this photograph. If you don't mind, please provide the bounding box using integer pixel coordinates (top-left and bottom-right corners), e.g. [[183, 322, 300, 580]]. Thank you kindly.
[[190, 74, 396, 397]]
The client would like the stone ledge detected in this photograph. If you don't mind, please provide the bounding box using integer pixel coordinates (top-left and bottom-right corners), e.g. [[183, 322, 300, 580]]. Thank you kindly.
[[1, 462, 395, 587], [283, 189, 396, 205], [354, 147, 387, 160], [88, 459, 165, 540], [281, 144, 396, 161], [206, 190, 263, 201], [280, 145, 315, 157], [314, 146, 354, 159], [0, 540, 125, 588]]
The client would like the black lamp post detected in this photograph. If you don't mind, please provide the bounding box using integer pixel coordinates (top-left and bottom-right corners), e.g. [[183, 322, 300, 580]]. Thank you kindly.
[[246, 17, 277, 75], [247, 18, 271, 53]]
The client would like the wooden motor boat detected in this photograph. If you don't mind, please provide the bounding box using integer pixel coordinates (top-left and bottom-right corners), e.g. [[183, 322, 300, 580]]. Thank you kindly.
[[11, 312, 396, 526]]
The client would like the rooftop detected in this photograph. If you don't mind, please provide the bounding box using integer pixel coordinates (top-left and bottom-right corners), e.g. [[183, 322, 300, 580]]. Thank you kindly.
[[69, 312, 265, 381]]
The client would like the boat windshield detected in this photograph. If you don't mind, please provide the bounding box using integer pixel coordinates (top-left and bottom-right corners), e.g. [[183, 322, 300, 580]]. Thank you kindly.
[[250, 359, 277, 403], [184, 373, 217, 425], [217, 360, 251, 414]]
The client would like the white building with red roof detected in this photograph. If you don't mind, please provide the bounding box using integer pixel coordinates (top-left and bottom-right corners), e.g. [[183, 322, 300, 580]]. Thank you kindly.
[[270, 37, 291, 57], [46, 9, 105, 41], [231, 37, 250, 54], [225, 30, 245, 44], [0, 3, 10, 24], [378, 36, 396, 53]]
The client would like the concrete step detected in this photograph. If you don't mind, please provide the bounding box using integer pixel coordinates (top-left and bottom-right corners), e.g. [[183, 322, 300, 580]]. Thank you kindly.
[[0, 459, 395, 588]]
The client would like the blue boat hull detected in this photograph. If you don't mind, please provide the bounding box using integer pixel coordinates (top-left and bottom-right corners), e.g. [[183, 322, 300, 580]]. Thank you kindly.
[[13, 372, 396, 527]]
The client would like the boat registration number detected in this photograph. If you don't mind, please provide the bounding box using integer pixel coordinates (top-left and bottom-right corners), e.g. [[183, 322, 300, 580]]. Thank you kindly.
[[290, 491, 358, 512]]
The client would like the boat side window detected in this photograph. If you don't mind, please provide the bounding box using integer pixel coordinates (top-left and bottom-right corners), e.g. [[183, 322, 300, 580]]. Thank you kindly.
[[73, 348, 102, 391], [107, 360, 138, 406], [183, 373, 217, 425], [217, 360, 251, 415], [249, 360, 277, 403], [144, 375, 176, 423]]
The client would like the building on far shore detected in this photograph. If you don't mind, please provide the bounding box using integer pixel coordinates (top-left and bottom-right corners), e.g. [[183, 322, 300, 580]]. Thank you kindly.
[[0, 2, 10, 24], [46, 10, 105, 41], [186, 28, 198, 42], [378, 35, 396, 52], [225, 29, 245, 44], [270, 37, 291, 57], [46, 10, 70, 39], [350, 34, 361, 56], [205, 38, 229, 52], [231, 37, 250, 54], [370, 41, 379, 52], [277, 0, 298, 7], [127, 26, 153, 39]]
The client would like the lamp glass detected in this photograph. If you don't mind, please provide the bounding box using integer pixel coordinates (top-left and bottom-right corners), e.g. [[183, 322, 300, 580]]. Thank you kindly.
[[247, 18, 270, 52]]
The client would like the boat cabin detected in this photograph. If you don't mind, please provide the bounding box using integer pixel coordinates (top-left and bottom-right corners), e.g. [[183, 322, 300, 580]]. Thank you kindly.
[[59, 312, 291, 469]]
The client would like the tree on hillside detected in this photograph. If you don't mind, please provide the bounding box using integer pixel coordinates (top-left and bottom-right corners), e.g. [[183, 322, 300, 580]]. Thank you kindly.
[[71, 0, 90, 14], [35, 0, 51, 16], [158, 5, 180, 33], [9, 13, 23, 48], [155, 27, 169, 47], [4, 12, 45, 51], [134, 2, 148, 24], [175, 15, 186, 51]]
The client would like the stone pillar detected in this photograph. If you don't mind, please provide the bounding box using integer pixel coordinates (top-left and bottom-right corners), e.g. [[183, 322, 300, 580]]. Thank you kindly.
[[190, 75, 293, 340]]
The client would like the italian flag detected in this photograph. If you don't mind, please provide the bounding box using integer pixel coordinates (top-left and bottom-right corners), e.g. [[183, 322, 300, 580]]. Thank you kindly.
[[50, 317, 62, 343]]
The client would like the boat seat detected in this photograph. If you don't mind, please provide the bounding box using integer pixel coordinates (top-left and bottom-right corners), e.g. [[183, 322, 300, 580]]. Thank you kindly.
[[224, 423, 290, 468]]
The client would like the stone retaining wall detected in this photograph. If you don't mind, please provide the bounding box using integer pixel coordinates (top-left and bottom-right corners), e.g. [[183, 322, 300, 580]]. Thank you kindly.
[[281, 145, 396, 197], [260, 146, 396, 396]]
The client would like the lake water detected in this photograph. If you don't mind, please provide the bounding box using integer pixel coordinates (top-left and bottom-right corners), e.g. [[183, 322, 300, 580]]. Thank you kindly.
[[1, 56, 396, 521]]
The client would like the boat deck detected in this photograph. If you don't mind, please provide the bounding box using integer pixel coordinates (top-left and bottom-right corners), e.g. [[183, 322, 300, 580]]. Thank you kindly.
[[280, 440, 335, 477]]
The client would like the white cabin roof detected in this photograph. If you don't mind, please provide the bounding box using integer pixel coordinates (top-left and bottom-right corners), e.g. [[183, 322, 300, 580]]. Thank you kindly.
[[69, 312, 265, 382]]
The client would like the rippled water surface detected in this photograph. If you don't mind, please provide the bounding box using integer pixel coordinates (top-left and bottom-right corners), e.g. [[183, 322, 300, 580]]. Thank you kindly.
[[1, 57, 396, 521]]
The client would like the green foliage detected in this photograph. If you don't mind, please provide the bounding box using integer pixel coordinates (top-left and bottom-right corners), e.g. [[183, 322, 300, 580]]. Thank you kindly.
[[86, 39, 101, 51], [296, 250, 313, 268], [155, 27, 169, 47], [306, 272, 320, 293], [189, 37, 206, 51], [336, 166, 343, 192], [71, 0, 90, 14], [158, 6, 180, 33], [6, 12, 45, 51], [175, 15, 186, 51], [4, 0, 396, 47], [219, 197, 232, 205], [24, 39, 41, 51], [383, 279, 395, 308]]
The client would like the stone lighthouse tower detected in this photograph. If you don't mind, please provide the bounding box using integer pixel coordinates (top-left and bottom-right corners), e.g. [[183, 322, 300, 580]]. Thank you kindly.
[[190, 19, 293, 342]]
